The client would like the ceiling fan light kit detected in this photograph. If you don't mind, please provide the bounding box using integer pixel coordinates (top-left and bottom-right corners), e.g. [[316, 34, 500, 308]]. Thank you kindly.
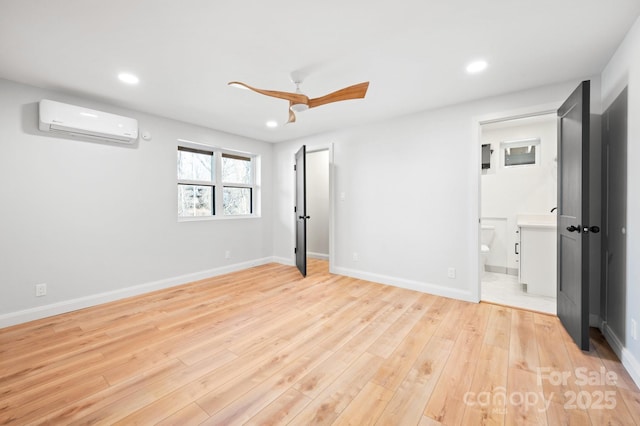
[[228, 79, 369, 124], [290, 103, 309, 113]]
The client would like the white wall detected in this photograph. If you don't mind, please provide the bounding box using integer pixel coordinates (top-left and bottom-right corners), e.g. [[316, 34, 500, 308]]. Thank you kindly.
[[273, 79, 591, 302], [481, 117, 557, 272], [306, 150, 329, 258], [0, 78, 274, 327], [600, 15, 640, 387]]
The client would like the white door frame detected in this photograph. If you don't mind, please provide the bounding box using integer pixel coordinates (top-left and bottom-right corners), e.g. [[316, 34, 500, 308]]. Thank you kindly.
[[471, 103, 560, 302], [297, 142, 335, 273]]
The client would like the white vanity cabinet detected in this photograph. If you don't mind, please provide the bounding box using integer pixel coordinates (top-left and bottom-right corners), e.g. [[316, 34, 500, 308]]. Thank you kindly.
[[517, 216, 557, 298]]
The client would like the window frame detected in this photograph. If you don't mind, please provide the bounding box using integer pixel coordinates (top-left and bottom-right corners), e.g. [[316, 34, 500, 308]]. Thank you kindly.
[[500, 138, 541, 169], [177, 139, 259, 221], [177, 146, 215, 217], [219, 151, 255, 216]]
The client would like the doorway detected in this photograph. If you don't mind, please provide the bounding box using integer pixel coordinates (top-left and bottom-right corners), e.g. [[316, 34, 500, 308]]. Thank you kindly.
[[294, 144, 334, 277], [479, 113, 558, 314], [306, 149, 330, 262]]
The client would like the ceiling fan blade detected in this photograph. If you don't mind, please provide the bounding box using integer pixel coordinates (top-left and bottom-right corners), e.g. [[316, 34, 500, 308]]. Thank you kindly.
[[228, 81, 308, 104], [287, 107, 296, 124], [307, 82, 369, 109]]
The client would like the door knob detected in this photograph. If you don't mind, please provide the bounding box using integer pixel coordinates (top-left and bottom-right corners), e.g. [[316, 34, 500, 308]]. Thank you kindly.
[[583, 225, 600, 234], [566, 225, 580, 233]]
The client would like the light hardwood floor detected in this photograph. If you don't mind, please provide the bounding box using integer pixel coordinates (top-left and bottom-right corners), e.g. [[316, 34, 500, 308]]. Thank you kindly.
[[1, 259, 639, 425]]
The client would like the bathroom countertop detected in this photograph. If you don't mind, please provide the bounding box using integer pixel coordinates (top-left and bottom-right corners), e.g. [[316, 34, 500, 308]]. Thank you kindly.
[[518, 221, 557, 229], [516, 214, 557, 229]]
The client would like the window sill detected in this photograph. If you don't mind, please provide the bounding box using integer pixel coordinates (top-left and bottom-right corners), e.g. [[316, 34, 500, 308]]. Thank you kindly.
[[178, 214, 261, 223]]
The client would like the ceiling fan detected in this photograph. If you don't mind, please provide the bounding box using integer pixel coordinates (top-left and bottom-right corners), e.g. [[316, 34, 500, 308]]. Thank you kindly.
[[228, 79, 369, 123]]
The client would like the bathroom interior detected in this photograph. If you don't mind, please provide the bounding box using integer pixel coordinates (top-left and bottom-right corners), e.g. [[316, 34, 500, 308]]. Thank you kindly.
[[480, 113, 558, 314]]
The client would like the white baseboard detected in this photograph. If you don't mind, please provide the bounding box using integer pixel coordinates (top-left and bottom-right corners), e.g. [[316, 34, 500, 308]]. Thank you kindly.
[[602, 322, 640, 389], [307, 252, 329, 260], [0, 257, 277, 329], [332, 266, 476, 303], [272, 256, 295, 266]]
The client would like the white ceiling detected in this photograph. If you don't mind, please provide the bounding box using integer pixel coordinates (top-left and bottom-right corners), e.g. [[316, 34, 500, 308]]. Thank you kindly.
[[1, 1, 639, 143]]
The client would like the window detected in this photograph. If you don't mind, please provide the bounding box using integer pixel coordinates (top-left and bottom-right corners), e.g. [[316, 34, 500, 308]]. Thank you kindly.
[[222, 153, 253, 215], [177, 147, 215, 216], [501, 138, 540, 168], [177, 142, 258, 219]]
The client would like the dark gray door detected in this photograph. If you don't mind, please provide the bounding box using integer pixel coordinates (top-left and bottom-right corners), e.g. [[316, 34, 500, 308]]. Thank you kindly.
[[602, 88, 627, 342], [295, 145, 308, 276], [557, 81, 591, 351]]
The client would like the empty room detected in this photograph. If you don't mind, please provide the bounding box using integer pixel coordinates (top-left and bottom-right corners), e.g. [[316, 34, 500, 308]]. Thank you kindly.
[[1, 1, 640, 424]]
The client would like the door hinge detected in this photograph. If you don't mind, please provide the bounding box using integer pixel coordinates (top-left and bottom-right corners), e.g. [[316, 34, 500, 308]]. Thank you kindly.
[[294, 247, 297, 254], [294, 165, 296, 171], [294, 206, 297, 213]]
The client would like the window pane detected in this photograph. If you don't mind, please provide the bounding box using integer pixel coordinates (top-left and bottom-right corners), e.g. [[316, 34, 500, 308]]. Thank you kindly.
[[222, 154, 251, 184], [178, 148, 213, 181], [223, 187, 252, 215], [505, 145, 536, 166], [178, 185, 214, 216]]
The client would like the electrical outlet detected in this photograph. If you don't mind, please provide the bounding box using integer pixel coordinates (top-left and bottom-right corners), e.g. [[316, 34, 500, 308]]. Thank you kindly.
[[35, 283, 47, 297], [352, 252, 359, 262], [225, 250, 231, 260], [632, 319, 638, 341], [447, 267, 456, 279]]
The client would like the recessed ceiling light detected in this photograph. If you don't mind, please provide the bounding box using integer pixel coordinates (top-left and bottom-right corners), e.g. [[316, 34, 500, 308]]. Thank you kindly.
[[118, 72, 139, 85], [466, 60, 488, 74], [266, 120, 278, 128]]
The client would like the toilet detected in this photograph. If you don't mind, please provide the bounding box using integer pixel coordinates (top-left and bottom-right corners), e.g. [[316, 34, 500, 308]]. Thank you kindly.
[[481, 225, 495, 274]]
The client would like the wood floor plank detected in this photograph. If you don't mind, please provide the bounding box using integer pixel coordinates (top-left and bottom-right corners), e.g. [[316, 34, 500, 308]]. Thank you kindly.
[[464, 302, 492, 334], [289, 352, 384, 425], [0, 350, 105, 398], [0, 375, 109, 424], [559, 321, 638, 425], [195, 340, 332, 418], [367, 293, 436, 359], [375, 336, 454, 425], [371, 313, 440, 392], [484, 304, 512, 350], [0, 259, 636, 425], [618, 387, 640, 425], [504, 367, 548, 425], [509, 309, 540, 373], [533, 313, 585, 410], [245, 388, 311, 425], [331, 381, 393, 426], [198, 349, 335, 425], [107, 338, 293, 425], [419, 415, 444, 425], [590, 327, 640, 392], [423, 330, 484, 425], [460, 343, 509, 425], [545, 400, 591, 426], [155, 402, 209, 426], [40, 359, 186, 424]]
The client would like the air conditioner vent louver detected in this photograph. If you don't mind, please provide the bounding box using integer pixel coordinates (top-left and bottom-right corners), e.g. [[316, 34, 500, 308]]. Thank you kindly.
[[39, 99, 138, 144]]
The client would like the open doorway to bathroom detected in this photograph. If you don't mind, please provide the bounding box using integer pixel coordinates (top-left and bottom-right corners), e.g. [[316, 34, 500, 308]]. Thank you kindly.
[[480, 113, 558, 314], [306, 149, 330, 264]]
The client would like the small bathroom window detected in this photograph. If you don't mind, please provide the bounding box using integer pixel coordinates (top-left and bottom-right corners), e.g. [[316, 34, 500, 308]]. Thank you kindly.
[[501, 138, 540, 168]]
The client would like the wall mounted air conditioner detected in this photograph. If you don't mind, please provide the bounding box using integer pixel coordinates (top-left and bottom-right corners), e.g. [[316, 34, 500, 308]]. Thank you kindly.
[[38, 99, 138, 144]]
